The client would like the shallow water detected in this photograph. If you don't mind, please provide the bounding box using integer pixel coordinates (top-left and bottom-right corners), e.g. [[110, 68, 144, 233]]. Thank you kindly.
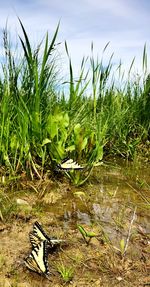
[[42, 159, 150, 243]]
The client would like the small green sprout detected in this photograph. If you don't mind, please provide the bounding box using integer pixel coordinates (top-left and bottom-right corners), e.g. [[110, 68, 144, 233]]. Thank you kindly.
[[77, 224, 97, 245]]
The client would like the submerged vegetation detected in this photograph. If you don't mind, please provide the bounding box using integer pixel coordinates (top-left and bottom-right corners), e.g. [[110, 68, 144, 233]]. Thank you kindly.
[[0, 19, 149, 184]]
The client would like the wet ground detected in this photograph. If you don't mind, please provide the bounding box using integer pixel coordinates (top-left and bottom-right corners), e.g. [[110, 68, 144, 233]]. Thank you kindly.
[[0, 159, 150, 286]]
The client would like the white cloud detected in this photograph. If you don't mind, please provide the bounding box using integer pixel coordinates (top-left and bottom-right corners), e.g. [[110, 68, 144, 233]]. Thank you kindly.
[[0, 0, 149, 77]]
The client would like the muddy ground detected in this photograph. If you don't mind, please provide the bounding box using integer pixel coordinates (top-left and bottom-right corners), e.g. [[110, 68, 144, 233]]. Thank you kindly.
[[0, 161, 150, 286]]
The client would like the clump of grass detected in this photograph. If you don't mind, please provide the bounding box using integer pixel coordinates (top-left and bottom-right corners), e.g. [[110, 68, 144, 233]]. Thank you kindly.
[[57, 261, 74, 283]]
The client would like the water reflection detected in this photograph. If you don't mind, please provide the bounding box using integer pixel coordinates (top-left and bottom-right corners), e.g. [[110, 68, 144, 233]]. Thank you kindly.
[[60, 160, 150, 240]]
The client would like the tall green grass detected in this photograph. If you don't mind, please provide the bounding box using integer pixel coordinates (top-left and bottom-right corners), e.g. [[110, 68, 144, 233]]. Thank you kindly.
[[0, 20, 149, 181]]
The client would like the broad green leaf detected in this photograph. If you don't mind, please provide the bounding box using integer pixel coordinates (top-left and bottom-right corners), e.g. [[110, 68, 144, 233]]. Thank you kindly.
[[56, 141, 65, 158], [63, 113, 69, 127], [42, 138, 51, 146], [65, 145, 75, 152], [47, 118, 58, 139], [80, 137, 88, 151], [74, 123, 81, 135], [86, 231, 97, 238]]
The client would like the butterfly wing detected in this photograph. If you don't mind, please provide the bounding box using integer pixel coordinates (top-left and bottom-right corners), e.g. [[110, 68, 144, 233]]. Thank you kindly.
[[31, 221, 64, 249], [33, 221, 50, 242], [29, 232, 41, 249], [25, 254, 42, 274], [58, 158, 84, 170], [25, 240, 50, 276]]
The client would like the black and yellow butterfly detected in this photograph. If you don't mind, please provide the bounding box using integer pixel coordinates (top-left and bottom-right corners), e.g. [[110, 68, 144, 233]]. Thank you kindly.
[[57, 158, 84, 171], [24, 240, 50, 278], [29, 221, 64, 249]]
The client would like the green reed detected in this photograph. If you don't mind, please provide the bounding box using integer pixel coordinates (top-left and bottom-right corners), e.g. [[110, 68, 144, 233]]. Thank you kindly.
[[0, 20, 149, 181]]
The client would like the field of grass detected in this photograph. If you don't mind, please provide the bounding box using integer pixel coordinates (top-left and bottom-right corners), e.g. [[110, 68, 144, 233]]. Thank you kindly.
[[0, 20, 149, 183]]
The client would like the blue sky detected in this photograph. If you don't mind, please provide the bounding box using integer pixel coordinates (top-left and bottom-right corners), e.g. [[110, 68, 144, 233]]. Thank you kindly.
[[0, 0, 150, 76]]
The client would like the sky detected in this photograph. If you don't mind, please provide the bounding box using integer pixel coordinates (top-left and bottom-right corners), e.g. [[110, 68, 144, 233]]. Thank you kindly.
[[0, 0, 150, 78]]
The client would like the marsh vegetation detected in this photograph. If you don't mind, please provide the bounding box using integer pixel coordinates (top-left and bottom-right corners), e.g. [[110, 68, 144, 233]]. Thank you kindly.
[[0, 20, 150, 286]]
